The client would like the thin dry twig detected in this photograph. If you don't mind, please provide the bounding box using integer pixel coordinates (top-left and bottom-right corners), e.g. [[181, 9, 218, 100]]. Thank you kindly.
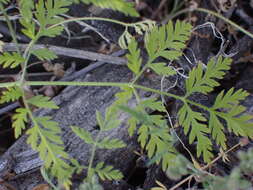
[[169, 142, 241, 190], [62, 49, 126, 81], [151, 0, 167, 19], [0, 49, 126, 116], [0, 102, 20, 116], [3, 43, 127, 65]]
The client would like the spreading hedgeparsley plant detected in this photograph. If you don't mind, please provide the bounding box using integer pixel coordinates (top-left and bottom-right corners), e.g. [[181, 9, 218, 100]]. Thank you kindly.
[[0, 0, 252, 189]]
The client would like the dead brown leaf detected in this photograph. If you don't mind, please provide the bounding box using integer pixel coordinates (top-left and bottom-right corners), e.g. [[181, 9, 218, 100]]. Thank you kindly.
[[32, 184, 50, 190]]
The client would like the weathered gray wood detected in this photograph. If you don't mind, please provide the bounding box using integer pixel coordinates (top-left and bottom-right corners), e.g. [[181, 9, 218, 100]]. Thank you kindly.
[[0, 63, 165, 189], [0, 4, 142, 189], [3, 43, 127, 65]]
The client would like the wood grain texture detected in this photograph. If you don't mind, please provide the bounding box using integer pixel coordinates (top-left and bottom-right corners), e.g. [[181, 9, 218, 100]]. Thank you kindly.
[[0, 62, 166, 189]]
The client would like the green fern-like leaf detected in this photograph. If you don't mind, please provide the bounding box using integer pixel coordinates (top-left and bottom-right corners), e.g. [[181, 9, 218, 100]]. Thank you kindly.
[[145, 20, 192, 61], [113, 87, 135, 135], [119, 105, 177, 171], [35, 0, 71, 38], [78, 0, 139, 17], [224, 107, 253, 137], [79, 175, 103, 190], [207, 88, 250, 149], [104, 106, 121, 130], [20, 18, 36, 39], [72, 107, 123, 148], [20, 0, 68, 39], [118, 105, 152, 126], [139, 98, 166, 112], [208, 113, 227, 150], [12, 108, 28, 138], [71, 126, 94, 145], [212, 88, 249, 110], [149, 62, 177, 76], [0, 0, 9, 5], [119, 97, 167, 131], [19, 0, 34, 22], [127, 117, 137, 137], [45, 0, 71, 18], [94, 162, 123, 180], [42, 26, 65, 37], [126, 38, 142, 75], [27, 95, 59, 109], [32, 48, 58, 61], [211, 88, 253, 138], [139, 117, 177, 170], [114, 87, 133, 106], [97, 137, 126, 149], [118, 30, 133, 49], [141, 119, 177, 170], [178, 104, 213, 162], [186, 56, 232, 96], [119, 20, 155, 49], [132, 20, 156, 35], [181, 56, 253, 161], [18, 0, 35, 39], [27, 116, 73, 185], [138, 124, 148, 148], [96, 107, 121, 131], [0, 86, 23, 103], [35, 0, 70, 26], [0, 52, 25, 68]]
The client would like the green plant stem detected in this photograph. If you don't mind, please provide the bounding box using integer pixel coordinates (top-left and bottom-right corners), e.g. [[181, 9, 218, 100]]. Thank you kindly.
[[185, 99, 211, 112], [20, 34, 40, 84], [22, 81, 183, 101], [0, 79, 214, 117], [134, 83, 184, 102], [131, 66, 147, 84], [48, 17, 131, 30], [171, 0, 185, 15], [185, 98, 228, 119], [40, 168, 59, 190], [20, 26, 42, 84], [131, 60, 152, 84], [132, 87, 141, 103], [22, 89, 73, 186], [0, 3, 41, 84], [164, 7, 191, 23], [196, 8, 253, 39], [21, 92, 59, 165], [164, 7, 253, 39], [87, 131, 101, 182], [0, 81, 20, 88], [0, 3, 21, 55], [26, 81, 131, 88], [0, 80, 184, 102], [48, 17, 154, 39]]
